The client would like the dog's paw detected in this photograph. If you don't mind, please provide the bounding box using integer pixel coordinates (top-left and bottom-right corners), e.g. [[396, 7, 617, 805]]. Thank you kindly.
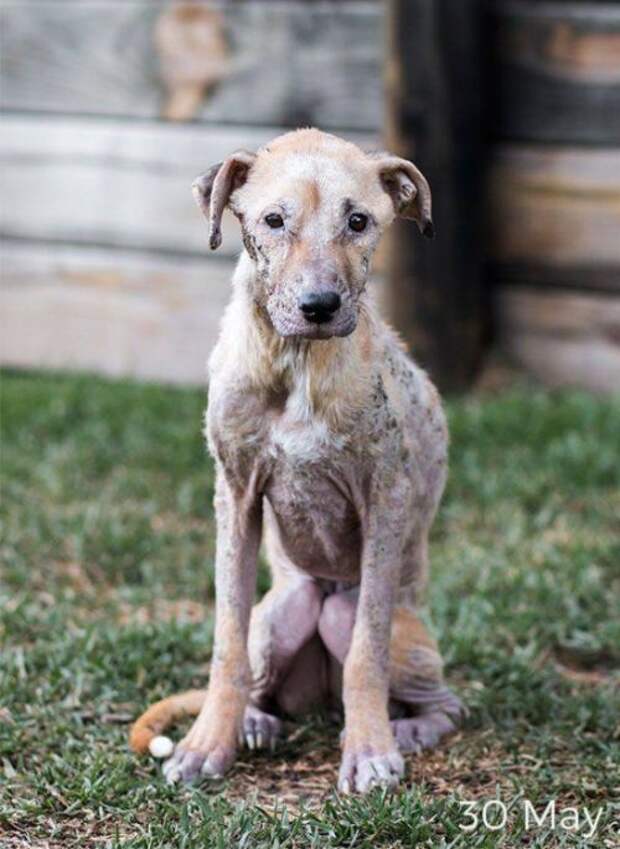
[[162, 740, 236, 784], [338, 747, 404, 794], [162, 714, 238, 784], [391, 710, 458, 754], [241, 704, 282, 751], [390, 693, 465, 755]]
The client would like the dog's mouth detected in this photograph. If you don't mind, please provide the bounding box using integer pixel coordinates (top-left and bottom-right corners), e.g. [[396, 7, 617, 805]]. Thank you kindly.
[[271, 312, 357, 340]]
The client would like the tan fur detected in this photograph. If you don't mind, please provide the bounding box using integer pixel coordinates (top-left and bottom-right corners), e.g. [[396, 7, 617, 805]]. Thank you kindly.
[[390, 609, 443, 689]]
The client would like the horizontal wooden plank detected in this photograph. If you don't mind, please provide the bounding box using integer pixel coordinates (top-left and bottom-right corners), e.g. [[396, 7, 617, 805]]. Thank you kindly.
[[0, 116, 375, 255], [497, 286, 620, 393], [488, 1, 620, 144], [0, 1, 383, 130], [0, 241, 235, 384], [0, 239, 388, 385], [487, 263, 620, 295], [487, 145, 620, 271]]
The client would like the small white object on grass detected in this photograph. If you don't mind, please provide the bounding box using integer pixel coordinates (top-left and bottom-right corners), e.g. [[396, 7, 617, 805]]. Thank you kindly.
[[149, 735, 175, 759]]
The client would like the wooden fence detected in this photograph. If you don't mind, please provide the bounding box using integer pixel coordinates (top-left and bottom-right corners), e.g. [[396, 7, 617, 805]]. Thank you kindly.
[[1, 2, 380, 384], [488, 1, 620, 392], [1, 1, 619, 390]]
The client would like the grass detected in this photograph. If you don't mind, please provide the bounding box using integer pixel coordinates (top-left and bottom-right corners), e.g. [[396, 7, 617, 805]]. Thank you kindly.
[[1, 369, 619, 848]]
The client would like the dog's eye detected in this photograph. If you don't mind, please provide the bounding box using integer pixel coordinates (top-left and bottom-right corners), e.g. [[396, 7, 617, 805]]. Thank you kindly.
[[265, 213, 284, 229], [348, 213, 368, 233]]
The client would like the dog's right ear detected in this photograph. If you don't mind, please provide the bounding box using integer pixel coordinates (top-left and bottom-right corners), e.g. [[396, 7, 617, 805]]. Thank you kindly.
[[192, 150, 256, 250], [374, 155, 434, 238]]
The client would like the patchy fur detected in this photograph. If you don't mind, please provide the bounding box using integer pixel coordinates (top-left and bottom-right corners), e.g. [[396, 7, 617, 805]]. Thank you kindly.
[[130, 129, 463, 794]]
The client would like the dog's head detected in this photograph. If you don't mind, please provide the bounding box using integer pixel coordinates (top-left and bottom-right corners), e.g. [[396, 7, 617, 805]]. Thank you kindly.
[[193, 129, 433, 340]]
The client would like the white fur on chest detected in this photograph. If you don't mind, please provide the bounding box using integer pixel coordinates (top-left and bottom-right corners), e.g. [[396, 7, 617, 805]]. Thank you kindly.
[[269, 369, 347, 463]]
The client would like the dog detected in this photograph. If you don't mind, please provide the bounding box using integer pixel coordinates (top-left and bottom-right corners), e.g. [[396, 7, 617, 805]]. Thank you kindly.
[[130, 128, 464, 794]]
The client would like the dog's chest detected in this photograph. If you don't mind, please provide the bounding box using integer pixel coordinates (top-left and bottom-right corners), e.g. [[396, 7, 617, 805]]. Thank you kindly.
[[264, 468, 362, 578], [262, 417, 364, 578]]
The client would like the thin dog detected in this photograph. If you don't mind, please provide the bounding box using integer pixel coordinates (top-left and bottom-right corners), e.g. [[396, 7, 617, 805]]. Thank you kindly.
[[130, 129, 464, 794]]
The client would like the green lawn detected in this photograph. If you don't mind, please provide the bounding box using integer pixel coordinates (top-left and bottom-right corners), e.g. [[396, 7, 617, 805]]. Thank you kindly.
[[1, 370, 619, 848]]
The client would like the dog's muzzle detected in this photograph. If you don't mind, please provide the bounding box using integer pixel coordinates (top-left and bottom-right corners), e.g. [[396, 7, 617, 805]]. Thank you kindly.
[[298, 290, 342, 325]]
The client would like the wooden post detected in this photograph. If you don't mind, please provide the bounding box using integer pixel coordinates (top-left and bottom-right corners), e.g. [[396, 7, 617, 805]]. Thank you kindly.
[[385, 0, 487, 391], [487, 1, 620, 393]]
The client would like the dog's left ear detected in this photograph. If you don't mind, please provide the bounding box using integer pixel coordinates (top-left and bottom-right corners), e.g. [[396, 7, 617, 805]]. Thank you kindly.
[[192, 150, 256, 250], [375, 155, 434, 238]]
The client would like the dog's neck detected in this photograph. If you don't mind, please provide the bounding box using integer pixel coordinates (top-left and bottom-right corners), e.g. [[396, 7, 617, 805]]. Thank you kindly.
[[213, 253, 380, 429]]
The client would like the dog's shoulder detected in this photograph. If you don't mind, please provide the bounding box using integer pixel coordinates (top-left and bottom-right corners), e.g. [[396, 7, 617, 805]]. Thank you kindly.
[[377, 326, 448, 460]]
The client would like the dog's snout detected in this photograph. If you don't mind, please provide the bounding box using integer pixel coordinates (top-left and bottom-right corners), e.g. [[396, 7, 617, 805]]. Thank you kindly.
[[299, 291, 341, 324]]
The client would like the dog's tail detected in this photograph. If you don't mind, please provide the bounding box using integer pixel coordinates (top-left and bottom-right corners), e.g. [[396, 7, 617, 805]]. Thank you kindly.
[[129, 689, 206, 756]]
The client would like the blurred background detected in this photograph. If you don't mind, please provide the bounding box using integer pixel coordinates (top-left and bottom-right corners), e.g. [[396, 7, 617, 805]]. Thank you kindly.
[[1, 0, 619, 392]]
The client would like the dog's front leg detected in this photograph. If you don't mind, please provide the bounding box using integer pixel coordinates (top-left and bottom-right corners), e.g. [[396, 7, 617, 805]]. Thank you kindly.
[[163, 474, 262, 784], [338, 487, 407, 794]]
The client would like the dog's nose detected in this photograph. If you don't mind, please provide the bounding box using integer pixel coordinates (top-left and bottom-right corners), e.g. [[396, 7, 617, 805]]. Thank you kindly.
[[299, 291, 341, 324]]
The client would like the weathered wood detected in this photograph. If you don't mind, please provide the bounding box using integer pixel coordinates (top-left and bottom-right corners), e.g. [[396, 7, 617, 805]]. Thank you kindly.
[[489, 1, 620, 145], [487, 145, 620, 282], [489, 264, 620, 295], [0, 239, 387, 384], [0, 116, 374, 255], [0, 241, 235, 385], [497, 287, 620, 392], [385, 0, 487, 391], [0, 1, 383, 131], [155, 2, 229, 122]]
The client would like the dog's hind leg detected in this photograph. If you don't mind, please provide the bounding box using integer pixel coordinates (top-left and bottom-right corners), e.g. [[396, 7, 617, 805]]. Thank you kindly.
[[275, 632, 328, 717], [129, 571, 323, 757], [388, 605, 465, 754], [245, 572, 323, 749], [318, 589, 464, 755]]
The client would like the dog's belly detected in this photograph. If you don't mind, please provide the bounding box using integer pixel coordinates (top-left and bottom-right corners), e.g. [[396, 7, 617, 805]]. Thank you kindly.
[[264, 469, 362, 581]]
